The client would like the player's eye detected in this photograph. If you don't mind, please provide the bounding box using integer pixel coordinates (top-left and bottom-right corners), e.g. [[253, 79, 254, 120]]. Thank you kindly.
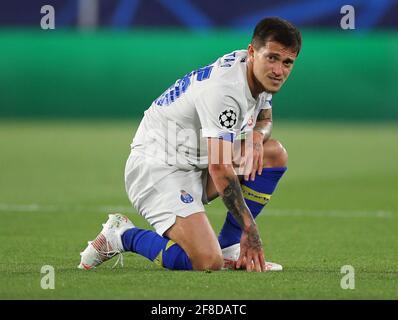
[[267, 55, 276, 62]]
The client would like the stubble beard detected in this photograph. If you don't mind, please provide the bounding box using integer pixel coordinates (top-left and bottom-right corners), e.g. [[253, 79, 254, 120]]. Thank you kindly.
[[253, 70, 283, 95]]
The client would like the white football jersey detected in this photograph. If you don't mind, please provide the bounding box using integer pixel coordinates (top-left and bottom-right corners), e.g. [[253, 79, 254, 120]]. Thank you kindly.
[[131, 49, 272, 170]]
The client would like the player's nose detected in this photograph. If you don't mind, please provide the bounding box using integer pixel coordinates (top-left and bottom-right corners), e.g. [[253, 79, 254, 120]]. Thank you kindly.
[[272, 65, 283, 77]]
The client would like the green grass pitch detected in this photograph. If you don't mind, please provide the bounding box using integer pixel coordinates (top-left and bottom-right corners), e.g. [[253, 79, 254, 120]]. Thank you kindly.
[[0, 120, 397, 299]]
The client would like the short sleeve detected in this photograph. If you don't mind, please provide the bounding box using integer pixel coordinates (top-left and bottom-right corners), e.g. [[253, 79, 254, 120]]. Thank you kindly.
[[260, 94, 272, 110], [195, 86, 241, 143]]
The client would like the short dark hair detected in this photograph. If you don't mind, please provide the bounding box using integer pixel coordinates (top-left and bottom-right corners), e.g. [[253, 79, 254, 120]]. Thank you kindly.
[[251, 17, 302, 56]]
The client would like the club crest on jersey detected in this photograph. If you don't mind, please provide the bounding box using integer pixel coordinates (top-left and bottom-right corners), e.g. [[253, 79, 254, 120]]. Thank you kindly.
[[180, 190, 194, 203], [219, 108, 237, 129]]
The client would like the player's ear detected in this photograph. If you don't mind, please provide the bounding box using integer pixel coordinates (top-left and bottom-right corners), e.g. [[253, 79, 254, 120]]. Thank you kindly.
[[247, 44, 255, 61]]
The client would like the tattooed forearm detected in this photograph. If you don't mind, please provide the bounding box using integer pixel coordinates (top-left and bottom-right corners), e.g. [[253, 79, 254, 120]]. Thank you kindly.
[[221, 175, 254, 230], [254, 121, 272, 140], [208, 137, 263, 256], [221, 175, 262, 249], [243, 224, 262, 249], [254, 109, 272, 140], [257, 109, 270, 121], [253, 141, 262, 152]]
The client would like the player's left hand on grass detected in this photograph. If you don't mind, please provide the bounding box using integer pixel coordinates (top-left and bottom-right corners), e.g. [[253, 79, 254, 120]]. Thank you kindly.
[[236, 225, 267, 272], [243, 131, 264, 181]]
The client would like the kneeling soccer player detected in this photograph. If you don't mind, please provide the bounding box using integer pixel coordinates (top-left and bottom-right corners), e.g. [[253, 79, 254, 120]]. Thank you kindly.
[[78, 17, 301, 272]]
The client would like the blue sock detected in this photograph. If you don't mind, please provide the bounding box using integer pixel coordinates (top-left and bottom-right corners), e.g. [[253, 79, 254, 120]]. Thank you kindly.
[[218, 167, 287, 249], [122, 228, 193, 270]]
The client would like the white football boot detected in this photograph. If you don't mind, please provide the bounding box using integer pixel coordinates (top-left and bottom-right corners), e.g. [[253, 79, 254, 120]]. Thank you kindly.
[[222, 243, 283, 271], [77, 213, 135, 270]]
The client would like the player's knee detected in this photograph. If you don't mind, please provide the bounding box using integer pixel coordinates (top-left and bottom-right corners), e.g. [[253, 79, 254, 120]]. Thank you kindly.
[[191, 251, 224, 271], [263, 139, 288, 168]]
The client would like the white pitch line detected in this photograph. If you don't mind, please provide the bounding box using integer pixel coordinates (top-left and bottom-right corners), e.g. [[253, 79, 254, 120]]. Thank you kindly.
[[0, 203, 394, 219], [0, 203, 51, 212], [0, 203, 136, 214], [258, 209, 393, 219]]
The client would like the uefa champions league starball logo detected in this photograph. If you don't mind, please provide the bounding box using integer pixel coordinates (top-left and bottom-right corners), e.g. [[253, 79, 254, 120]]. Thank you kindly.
[[219, 108, 237, 129]]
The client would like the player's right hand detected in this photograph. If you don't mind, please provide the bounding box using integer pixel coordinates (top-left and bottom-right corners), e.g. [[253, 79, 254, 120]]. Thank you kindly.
[[236, 226, 267, 272]]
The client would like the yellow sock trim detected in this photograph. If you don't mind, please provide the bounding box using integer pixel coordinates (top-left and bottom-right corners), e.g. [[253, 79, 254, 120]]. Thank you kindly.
[[165, 240, 175, 250], [154, 250, 163, 267], [241, 185, 271, 205], [154, 240, 176, 268]]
